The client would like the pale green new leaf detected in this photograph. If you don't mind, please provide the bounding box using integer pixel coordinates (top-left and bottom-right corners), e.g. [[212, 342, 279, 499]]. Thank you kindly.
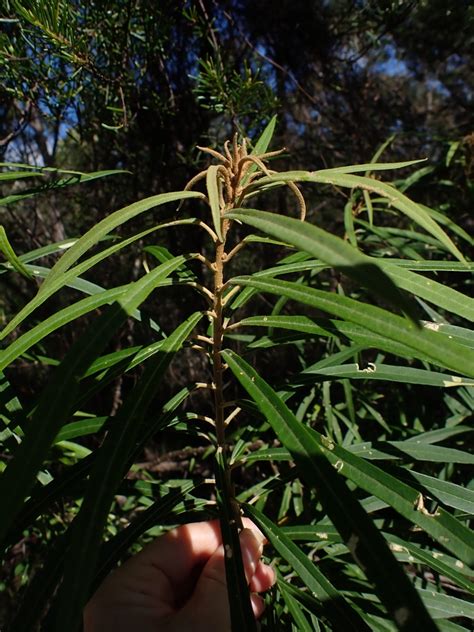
[[206, 165, 224, 241], [240, 115, 277, 187], [318, 159, 427, 174]]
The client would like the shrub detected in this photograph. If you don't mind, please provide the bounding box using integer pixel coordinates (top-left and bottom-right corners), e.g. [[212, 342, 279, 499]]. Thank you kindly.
[[1, 119, 473, 630]]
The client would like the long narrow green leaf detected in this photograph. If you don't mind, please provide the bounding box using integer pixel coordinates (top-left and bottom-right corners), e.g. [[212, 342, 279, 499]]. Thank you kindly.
[[39, 190, 204, 291], [0, 226, 33, 279], [0, 239, 78, 277], [206, 165, 224, 241], [318, 159, 427, 174], [240, 115, 277, 186], [236, 314, 433, 362], [215, 447, 257, 632], [0, 286, 124, 371], [251, 115, 277, 156], [224, 351, 438, 631], [228, 352, 474, 548], [418, 589, 474, 620], [350, 442, 474, 464], [11, 483, 207, 632], [225, 209, 418, 322], [0, 254, 193, 370], [0, 169, 127, 206], [282, 527, 473, 593], [0, 258, 191, 545], [53, 417, 108, 443], [229, 276, 474, 377], [404, 471, 474, 514], [0, 310, 122, 547], [226, 356, 473, 565], [54, 313, 201, 632], [297, 363, 474, 387], [0, 170, 44, 181], [7, 533, 68, 632], [379, 264, 474, 321], [9, 385, 194, 544], [245, 504, 371, 631], [246, 171, 465, 262], [1, 218, 198, 339], [278, 579, 314, 631]]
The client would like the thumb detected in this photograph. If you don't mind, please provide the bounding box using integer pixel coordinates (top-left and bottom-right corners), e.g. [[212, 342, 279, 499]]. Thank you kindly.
[[178, 528, 264, 631]]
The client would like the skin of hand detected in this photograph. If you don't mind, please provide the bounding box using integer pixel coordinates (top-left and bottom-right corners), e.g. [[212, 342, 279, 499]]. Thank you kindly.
[[83, 518, 275, 632]]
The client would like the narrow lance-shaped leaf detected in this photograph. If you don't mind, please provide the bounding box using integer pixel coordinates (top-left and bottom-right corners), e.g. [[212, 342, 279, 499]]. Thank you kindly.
[[0, 286, 126, 372], [225, 209, 419, 323], [215, 447, 257, 632], [318, 159, 427, 174], [206, 165, 224, 242], [226, 353, 473, 566], [0, 256, 191, 545], [0, 253, 198, 370], [379, 263, 474, 322], [236, 314, 433, 363], [1, 217, 198, 339], [224, 350, 440, 631], [39, 190, 204, 292], [245, 170, 465, 262], [297, 363, 474, 388], [0, 168, 127, 206], [229, 276, 474, 378], [9, 385, 195, 546], [0, 226, 33, 279], [240, 115, 277, 186], [244, 504, 372, 631], [0, 170, 44, 181], [281, 527, 474, 594], [54, 312, 202, 632]]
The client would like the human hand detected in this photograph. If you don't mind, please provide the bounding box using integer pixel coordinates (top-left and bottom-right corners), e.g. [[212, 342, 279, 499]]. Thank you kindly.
[[83, 518, 275, 632]]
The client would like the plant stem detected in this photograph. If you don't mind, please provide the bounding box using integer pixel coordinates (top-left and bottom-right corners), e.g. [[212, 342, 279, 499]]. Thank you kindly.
[[212, 224, 243, 530], [212, 240, 226, 447]]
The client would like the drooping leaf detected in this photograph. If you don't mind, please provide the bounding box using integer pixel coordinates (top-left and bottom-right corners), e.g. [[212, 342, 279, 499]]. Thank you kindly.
[[0, 216, 200, 340], [245, 171, 465, 262], [54, 313, 201, 631], [0, 258, 192, 545], [245, 504, 371, 631], [224, 350, 438, 631], [225, 209, 419, 323]]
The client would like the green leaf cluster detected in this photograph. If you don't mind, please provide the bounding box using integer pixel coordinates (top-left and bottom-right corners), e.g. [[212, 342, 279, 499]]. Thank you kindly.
[[0, 121, 473, 631]]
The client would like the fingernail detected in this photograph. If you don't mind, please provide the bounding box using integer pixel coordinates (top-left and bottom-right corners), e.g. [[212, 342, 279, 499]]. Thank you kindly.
[[240, 529, 262, 578], [269, 563, 277, 586]]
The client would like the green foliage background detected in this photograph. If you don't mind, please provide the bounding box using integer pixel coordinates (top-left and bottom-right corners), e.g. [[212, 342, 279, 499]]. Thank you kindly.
[[0, 1, 473, 630]]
